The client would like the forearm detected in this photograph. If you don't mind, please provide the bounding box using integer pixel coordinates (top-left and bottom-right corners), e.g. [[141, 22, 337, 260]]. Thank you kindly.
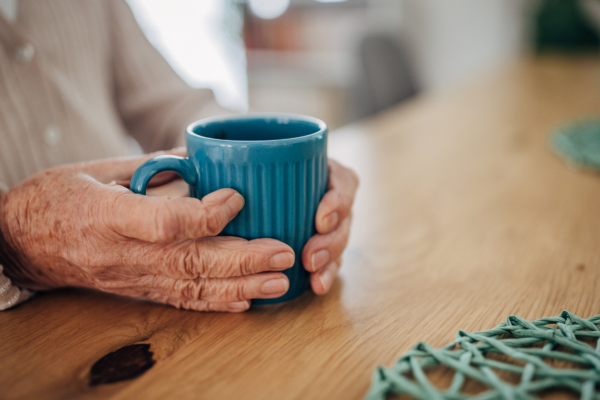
[[122, 88, 228, 152], [109, 0, 230, 153]]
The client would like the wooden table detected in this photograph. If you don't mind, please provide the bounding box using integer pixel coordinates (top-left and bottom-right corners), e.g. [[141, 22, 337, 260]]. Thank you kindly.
[[2, 57, 600, 400]]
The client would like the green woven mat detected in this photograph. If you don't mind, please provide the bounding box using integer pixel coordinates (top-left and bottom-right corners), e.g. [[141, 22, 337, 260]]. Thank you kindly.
[[366, 311, 600, 400], [552, 120, 600, 170]]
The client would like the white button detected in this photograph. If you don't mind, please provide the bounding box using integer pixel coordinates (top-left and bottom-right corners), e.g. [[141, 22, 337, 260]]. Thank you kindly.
[[43, 124, 62, 146], [13, 43, 35, 63]]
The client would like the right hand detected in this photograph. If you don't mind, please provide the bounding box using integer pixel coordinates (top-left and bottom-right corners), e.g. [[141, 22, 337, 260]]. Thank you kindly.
[[0, 148, 294, 312]]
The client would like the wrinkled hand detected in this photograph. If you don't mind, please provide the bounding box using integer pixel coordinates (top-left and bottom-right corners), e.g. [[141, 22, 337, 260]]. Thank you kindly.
[[302, 160, 359, 295], [0, 149, 296, 312]]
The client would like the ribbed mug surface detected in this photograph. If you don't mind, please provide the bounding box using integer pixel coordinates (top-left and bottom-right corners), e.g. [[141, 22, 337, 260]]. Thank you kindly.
[[188, 114, 328, 305]]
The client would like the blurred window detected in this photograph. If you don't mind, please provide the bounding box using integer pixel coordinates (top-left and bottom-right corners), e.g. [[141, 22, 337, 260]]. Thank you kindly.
[[126, 0, 248, 111], [248, 0, 290, 19]]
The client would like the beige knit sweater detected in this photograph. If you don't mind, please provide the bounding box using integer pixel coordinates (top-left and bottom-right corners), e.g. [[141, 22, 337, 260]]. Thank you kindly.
[[0, 0, 229, 309], [0, 0, 228, 189]]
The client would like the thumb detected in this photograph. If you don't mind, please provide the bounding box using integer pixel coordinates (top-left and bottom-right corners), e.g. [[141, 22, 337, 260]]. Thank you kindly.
[[108, 187, 245, 243]]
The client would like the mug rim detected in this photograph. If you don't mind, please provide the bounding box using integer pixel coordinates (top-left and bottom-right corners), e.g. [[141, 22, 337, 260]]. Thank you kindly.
[[186, 113, 327, 144]]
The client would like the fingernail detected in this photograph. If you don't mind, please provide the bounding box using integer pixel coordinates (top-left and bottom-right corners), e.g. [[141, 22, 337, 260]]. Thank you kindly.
[[323, 212, 339, 232], [228, 301, 250, 312], [262, 278, 289, 295], [270, 252, 295, 270], [318, 268, 334, 294], [311, 249, 330, 272], [226, 192, 245, 211]]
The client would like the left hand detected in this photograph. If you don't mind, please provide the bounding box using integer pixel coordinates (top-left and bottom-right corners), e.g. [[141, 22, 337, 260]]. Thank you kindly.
[[302, 159, 359, 295]]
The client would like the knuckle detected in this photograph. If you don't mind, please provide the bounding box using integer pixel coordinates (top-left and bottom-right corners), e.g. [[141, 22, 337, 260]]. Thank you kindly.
[[176, 300, 201, 310], [176, 278, 205, 301], [218, 281, 246, 302], [315, 223, 350, 261], [176, 299, 192, 310], [339, 191, 354, 212], [326, 190, 340, 208], [180, 299, 210, 311], [236, 282, 246, 301], [304, 235, 324, 254], [154, 205, 180, 242], [177, 244, 204, 278], [202, 207, 225, 236], [344, 165, 358, 182], [237, 250, 259, 276], [334, 221, 351, 245]]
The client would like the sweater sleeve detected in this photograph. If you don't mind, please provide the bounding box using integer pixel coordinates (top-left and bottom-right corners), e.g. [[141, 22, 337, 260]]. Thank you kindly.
[[0, 184, 34, 311], [108, 0, 231, 152], [0, 264, 34, 310]]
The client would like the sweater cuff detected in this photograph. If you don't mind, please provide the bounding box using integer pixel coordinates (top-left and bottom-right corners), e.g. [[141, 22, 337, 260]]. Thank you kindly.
[[0, 264, 34, 310]]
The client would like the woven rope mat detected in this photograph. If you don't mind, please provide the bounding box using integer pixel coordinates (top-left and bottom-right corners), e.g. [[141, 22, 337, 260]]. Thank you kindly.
[[365, 311, 600, 400], [552, 120, 600, 171]]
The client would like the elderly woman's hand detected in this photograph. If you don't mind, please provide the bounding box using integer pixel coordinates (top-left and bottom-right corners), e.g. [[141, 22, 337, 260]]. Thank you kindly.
[[302, 160, 359, 295], [0, 149, 296, 312]]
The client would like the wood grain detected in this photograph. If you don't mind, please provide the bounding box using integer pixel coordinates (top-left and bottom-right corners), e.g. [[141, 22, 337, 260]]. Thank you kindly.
[[2, 56, 600, 400]]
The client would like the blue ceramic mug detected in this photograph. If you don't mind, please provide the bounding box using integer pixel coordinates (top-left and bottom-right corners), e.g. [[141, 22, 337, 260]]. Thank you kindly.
[[130, 114, 328, 305]]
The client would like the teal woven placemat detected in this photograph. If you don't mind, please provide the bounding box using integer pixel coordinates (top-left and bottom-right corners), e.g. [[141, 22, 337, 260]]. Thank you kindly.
[[366, 311, 600, 400], [552, 120, 600, 170]]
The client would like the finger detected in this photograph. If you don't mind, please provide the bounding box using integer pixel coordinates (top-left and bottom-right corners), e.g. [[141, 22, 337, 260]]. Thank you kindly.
[[96, 284, 252, 313], [140, 171, 182, 190], [108, 187, 245, 243], [148, 293, 251, 313], [316, 160, 359, 234], [132, 236, 295, 279], [181, 300, 251, 313], [302, 216, 351, 273], [82, 147, 188, 185], [146, 178, 189, 198], [310, 259, 340, 295], [146, 272, 289, 303]]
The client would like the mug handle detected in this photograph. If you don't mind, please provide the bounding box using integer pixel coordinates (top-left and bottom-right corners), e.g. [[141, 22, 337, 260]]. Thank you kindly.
[[130, 155, 198, 195]]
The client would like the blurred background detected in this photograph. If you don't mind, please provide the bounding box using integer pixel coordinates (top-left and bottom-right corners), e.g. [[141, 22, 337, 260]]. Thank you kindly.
[[126, 0, 600, 130]]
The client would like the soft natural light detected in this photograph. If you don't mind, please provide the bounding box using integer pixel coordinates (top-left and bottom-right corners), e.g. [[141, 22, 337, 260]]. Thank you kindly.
[[249, 0, 290, 19], [126, 0, 248, 111]]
